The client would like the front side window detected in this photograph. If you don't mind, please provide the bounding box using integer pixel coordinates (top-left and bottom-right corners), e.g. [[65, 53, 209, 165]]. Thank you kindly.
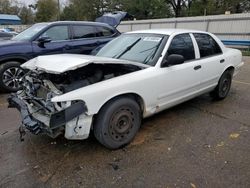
[[167, 33, 195, 61], [96, 33, 167, 66], [193, 33, 222, 58], [72, 25, 96, 39], [12, 23, 48, 41], [40, 25, 69, 41]]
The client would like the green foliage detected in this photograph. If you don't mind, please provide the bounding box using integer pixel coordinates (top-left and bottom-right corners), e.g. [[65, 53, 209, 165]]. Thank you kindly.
[[187, 0, 250, 16], [35, 0, 58, 22], [0, 0, 20, 15], [61, 0, 173, 21], [0, 0, 35, 24], [19, 6, 34, 24], [242, 49, 250, 56], [61, 0, 109, 21], [1, 0, 250, 23], [121, 0, 173, 19]]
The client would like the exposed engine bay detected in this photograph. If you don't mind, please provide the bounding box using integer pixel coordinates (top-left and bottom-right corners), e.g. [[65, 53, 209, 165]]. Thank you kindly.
[[38, 63, 141, 93], [8, 63, 142, 140]]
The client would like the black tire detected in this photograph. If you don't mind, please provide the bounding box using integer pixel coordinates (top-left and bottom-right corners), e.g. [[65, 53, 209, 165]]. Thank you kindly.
[[210, 70, 233, 100], [94, 97, 141, 149], [0, 61, 25, 92]]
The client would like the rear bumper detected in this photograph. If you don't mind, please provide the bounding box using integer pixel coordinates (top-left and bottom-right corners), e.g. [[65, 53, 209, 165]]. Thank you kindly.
[[234, 61, 244, 76]]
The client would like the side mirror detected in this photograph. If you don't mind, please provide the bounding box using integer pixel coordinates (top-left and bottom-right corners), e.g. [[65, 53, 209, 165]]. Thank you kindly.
[[161, 54, 185, 67], [37, 36, 52, 44]]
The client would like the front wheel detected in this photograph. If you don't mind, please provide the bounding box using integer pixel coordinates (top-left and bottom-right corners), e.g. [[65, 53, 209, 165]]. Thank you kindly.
[[210, 70, 233, 100], [0, 61, 25, 92], [94, 97, 141, 149]]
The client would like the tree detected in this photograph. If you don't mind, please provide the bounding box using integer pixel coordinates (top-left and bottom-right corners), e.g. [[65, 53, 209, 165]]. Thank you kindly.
[[19, 6, 34, 24], [187, 0, 250, 16], [241, 0, 250, 12], [61, 0, 173, 21], [0, 0, 11, 14], [165, 0, 189, 17], [61, 3, 77, 20], [0, 0, 21, 15], [61, 0, 250, 21], [35, 0, 58, 22], [121, 0, 173, 19]]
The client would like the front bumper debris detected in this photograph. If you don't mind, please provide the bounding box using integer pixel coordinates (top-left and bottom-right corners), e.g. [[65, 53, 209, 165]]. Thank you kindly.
[[8, 93, 88, 139], [8, 94, 44, 135]]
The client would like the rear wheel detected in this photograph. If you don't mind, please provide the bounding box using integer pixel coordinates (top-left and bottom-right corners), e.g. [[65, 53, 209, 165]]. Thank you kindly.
[[0, 61, 25, 92], [94, 97, 141, 149], [210, 70, 233, 100]]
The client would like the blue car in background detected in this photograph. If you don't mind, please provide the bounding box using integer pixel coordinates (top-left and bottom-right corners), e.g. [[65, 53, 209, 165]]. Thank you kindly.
[[0, 21, 120, 92]]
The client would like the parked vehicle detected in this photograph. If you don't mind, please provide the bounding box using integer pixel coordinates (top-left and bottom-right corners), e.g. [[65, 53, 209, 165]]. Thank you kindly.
[[0, 21, 120, 92], [0, 32, 14, 40], [0, 28, 18, 36], [8, 29, 243, 149]]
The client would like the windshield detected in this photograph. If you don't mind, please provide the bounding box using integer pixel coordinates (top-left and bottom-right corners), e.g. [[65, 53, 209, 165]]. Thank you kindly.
[[96, 33, 167, 66], [12, 23, 48, 41]]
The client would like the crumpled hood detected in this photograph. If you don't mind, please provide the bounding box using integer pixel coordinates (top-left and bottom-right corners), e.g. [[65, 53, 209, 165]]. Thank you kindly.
[[22, 54, 150, 74]]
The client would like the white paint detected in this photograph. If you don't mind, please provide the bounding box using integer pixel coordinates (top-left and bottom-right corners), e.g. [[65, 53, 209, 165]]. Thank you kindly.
[[22, 54, 150, 74], [22, 29, 244, 140]]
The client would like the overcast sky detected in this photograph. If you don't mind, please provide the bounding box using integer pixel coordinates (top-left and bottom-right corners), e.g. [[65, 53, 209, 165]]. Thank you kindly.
[[17, 0, 68, 6]]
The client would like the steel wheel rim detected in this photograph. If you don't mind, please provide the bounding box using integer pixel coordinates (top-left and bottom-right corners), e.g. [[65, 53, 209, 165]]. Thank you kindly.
[[2, 67, 24, 89], [220, 77, 230, 97], [109, 107, 135, 142]]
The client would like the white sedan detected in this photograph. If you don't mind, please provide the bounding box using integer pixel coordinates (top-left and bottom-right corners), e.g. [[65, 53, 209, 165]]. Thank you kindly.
[[9, 29, 243, 149]]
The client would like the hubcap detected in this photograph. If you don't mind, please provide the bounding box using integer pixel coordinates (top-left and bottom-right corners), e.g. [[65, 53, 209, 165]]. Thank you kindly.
[[2, 67, 24, 89], [109, 107, 135, 142]]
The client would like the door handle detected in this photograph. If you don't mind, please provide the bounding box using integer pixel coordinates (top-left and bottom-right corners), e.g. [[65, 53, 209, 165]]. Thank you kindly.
[[194, 65, 202, 70], [220, 59, 225, 63]]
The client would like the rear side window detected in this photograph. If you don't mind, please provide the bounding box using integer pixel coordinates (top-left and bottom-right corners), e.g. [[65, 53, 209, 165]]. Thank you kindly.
[[96, 26, 114, 37], [168, 33, 195, 61], [72, 25, 97, 39], [193, 33, 222, 58]]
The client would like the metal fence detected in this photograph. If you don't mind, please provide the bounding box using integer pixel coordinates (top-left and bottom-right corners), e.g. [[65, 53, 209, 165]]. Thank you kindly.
[[117, 13, 250, 47], [0, 13, 250, 47]]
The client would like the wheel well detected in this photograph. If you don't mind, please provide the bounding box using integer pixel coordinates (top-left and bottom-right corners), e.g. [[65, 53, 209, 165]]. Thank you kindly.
[[92, 93, 145, 129], [0, 58, 27, 65], [225, 66, 235, 75], [97, 93, 145, 115]]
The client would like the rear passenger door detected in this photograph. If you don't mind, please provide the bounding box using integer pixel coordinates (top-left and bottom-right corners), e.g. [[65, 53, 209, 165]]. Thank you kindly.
[[68, 25, 100, 54], [192, 33, 224, 89]]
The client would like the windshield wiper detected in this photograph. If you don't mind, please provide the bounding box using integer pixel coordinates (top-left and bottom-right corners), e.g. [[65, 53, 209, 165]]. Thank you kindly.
[[142, 42, 162, 64], [113, 38, 142, 59]]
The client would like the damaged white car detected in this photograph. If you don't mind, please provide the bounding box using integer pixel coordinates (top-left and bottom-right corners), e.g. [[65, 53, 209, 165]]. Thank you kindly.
[[8, 29, 243, 149]]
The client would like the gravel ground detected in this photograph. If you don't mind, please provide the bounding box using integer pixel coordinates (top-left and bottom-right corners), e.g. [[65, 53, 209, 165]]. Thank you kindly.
[[0, 57, 249, 188]]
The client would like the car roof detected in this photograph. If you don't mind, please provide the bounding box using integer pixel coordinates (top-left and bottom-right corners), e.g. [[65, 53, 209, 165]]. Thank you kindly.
[[127, 29, 209, 36], [39, 21, 114, 28]]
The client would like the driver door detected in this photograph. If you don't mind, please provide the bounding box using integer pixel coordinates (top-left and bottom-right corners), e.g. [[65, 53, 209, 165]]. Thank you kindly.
[[32, 25, 72, 57], [155, 33, 202, 111]]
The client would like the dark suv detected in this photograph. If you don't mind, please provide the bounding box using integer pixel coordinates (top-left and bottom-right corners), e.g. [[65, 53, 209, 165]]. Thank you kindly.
[[0, 21, 120, 92]]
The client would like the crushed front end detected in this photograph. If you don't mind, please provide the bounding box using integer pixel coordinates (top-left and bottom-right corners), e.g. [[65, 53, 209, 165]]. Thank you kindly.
[[8, 54, 144, 140], [8, 71, 91, 140]]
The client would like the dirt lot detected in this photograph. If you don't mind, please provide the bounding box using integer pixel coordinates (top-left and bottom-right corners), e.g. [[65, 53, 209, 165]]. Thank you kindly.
[[0, 57, 250, 188]]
